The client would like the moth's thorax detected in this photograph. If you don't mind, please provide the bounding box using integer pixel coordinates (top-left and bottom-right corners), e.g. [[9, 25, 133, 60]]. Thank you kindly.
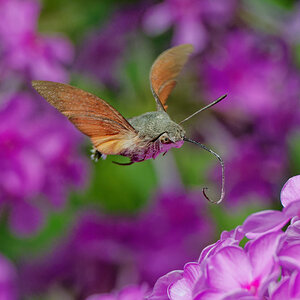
[[128, 111, 185, 142], [124, 111, 185, 162]]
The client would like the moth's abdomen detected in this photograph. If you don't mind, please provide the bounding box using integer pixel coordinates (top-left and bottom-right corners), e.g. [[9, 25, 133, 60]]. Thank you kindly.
[[121, 139, 184, 163]]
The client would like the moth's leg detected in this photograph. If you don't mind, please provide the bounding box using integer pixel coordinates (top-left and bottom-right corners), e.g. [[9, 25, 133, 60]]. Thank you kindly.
[[90, 148, 106, 162], [112, 160, 134, 166]]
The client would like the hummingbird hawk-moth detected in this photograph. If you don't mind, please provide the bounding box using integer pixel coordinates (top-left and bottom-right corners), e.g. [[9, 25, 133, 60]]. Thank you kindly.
[[32, 44, 226, 203]]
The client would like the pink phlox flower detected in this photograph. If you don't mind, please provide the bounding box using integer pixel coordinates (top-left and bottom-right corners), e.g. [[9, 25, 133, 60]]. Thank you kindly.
[[195, 231, 283, 300]]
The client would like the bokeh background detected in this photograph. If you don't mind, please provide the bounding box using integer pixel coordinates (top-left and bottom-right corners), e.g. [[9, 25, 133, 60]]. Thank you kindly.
[[0, 0, 300, 299]]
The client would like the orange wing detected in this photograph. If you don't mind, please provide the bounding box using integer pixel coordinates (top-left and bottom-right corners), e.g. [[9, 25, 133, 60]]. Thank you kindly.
[[150, 44, 194, 111], [32, 80, 139, 155]]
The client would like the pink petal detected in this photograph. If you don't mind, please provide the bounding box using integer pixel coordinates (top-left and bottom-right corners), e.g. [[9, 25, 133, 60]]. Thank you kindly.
[[270, 277, 289, 300], [285, 219, 300, 243], [290, 271, 300, 297], [149, 270, 183, 300], [247, 231, 284, 280], [242, 210, 288, 239], [194, 290, 223, 300], [198, 238, 239, 264], [283, 200, 300, 219], [168, 277, 193, 300], [168, 263, 201, 300], [220, 226, 244, 242], [278, 244, 300, 271], [280, 175, 300, 207], [207, 246, 252, 292], [222, 291, 257, 300]]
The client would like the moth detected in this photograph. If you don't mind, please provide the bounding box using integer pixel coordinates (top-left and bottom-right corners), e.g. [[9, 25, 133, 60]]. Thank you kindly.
[[32, 44, 226, 203]]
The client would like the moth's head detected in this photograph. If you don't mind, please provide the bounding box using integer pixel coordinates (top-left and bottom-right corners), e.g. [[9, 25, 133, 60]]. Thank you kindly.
[[158, 121, 185, 148]]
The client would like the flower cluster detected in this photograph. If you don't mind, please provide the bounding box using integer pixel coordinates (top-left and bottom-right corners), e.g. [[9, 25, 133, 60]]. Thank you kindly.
[[0, 93, 87, 236], [0, 0, 88, 236], [146, 175, 300, 299]]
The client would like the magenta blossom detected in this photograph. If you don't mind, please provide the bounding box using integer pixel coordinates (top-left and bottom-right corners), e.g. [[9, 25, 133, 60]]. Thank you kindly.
[[0, 93, 88, 236], [167, 232, 282, 300], [143, 0, 237, 52], [149, 175, 300, 300]]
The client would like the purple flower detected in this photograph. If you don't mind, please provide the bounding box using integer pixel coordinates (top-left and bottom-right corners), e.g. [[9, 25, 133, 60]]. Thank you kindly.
[[143, 0, 237, 52], [19, 189, 213, 298], [86, 285, 148, 300], [149, 176, 300, 300], [167, 232, 282, 299], [0, 93, 88, 236], [0, 0, 73, 84], [0, 254, 18, 300], [75, 8, 141, 87]]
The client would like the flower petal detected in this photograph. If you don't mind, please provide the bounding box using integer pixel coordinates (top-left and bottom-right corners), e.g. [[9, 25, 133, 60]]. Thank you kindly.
[[207, 246, 252, 292], [168, 263, 202, 300], [242, 210, 288, 239], [148, 270, 183, 300], [247, 231, 283, 280], [280, 175, 300, 207], [270, 277, 289, 300], [278, 244, 300, 271]]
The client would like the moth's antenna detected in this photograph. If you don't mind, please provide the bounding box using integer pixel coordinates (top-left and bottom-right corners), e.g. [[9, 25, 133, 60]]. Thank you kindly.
[[179, 94, 227, 125], [183, 137, 225, 204]]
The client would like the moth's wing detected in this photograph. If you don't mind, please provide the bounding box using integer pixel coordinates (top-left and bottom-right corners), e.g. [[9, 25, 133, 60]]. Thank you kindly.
[[32, 80, 139, 155], [150, 44, 194, 111]]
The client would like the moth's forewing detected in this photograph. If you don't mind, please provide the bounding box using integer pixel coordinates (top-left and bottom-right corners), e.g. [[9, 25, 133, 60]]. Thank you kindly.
[[32, 80, 139, 155]]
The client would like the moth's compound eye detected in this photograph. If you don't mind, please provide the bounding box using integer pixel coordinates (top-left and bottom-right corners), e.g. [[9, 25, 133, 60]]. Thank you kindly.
[[159, 133, 172, 144]]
